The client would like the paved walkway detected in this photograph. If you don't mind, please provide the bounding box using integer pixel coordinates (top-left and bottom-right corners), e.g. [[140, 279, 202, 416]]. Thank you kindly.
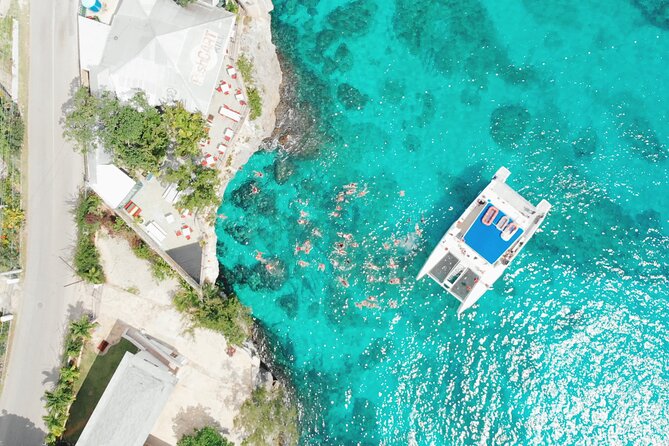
[[0, 0, 84, 444]]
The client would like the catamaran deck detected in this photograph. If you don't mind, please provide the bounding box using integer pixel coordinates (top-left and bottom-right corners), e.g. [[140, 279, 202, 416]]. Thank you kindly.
[[418, 167, 551, 313]]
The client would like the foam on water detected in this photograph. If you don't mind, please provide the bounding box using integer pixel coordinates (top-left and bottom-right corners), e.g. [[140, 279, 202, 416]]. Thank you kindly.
[[216, 1, 669, 444]]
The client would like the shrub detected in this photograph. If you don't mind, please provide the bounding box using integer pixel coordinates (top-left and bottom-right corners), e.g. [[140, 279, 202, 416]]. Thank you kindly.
[[247, 88, 262, 120], [237, 55, 254, 83], [178, 426, 234, 446], [224, 0, 239, 14], [73, 192, 105, 284], [173, 282, 251, 346], [234, 386, 298, 446]]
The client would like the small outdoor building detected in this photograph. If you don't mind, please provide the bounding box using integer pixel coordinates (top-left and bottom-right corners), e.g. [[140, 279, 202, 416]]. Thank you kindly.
[[78, 0, 236, 113], [75, 350, 178, 446]]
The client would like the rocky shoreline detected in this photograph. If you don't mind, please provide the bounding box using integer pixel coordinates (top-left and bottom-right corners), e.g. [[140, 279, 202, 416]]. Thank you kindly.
[[201, 3, 283, 285]]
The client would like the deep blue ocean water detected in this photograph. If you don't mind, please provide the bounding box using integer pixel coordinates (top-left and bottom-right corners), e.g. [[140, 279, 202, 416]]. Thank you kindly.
[[216, 1, 669, 444]]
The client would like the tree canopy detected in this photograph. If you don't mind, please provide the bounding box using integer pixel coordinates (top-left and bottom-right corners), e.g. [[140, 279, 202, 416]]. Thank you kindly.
[[178, 427, 234, 446], [234, 386, 298, 446], [164, 102, 208, 158]]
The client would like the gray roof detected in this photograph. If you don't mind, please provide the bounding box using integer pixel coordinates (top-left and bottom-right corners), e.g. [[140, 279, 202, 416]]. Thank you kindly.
[[76, 351, 177, 446], [89, 0, 235, 113]]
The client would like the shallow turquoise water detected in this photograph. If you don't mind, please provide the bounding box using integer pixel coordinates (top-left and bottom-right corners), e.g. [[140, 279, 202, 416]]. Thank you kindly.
[[216, 1, 669, 444]]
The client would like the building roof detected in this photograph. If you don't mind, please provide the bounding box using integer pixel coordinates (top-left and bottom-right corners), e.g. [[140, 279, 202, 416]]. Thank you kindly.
[[78, 17, 111, 70], [76, 351, 177, 446], [83, 0, 235, 113], [89, 162, 137, 209]]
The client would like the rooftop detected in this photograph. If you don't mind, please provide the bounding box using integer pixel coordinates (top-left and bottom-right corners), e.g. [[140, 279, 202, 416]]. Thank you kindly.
[[75, 351, 177, 446], [80, 0, 236, 113]]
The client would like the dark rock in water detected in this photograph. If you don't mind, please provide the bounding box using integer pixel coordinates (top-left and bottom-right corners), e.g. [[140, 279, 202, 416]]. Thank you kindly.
[[230, 180, 277, 215], [307, 302, 319, 318], [224, 222, 251, 246], [326, 0, 377, 37], [416, 91, 435, 127], [629, 0, 669, 30], [216, 241, 228, 258], [404, 134, 420, 153], [618, 116, 667, 162], [315, 28, 339, 54], [278, 294, 299, 319], [490, 105, 531, 148], [255, 364, 275, 391], [359, 337, 393, 369], [349, 398, 378, 442], [322, 57, 338, 75], [273, 156, 296, 184], [460, 86, 481, 106], [334, 44, 354, 72], [498, 63, 537, 86], [572, 127, 598, 158], [248, 258, 287, 292], [337, 83, 369, 110]]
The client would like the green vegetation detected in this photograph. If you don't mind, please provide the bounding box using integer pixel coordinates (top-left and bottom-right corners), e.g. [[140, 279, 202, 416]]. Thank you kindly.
[[0, 94, 24, 271], [64, 88, 217, 212], [163, 102, 208, 158], [223, 0, 239, 14], [63, 338, 139, 443], [237, 55, 253, 82], [234, 386, 299, 446], [73, 192, 105, 284], [0, 318, 11, 384], [236, 55, 262, 121], [173, 0, 197, 5], [178, 426, 234, 446], [0, 16, 12, 74], [164, 164, 221, 211], [43, 315, 96, 445], [247, 87, 262, 120], [173, 282, 251, 346]]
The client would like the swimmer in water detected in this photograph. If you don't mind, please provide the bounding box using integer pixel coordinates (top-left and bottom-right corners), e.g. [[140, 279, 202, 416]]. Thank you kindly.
[[255, 251, 265, 261], [388, 258, 397, 269], [294, 243, 303, 255], [297, 260, 309, 267], [300, 210, 309, 218], [389, 278, 400, 285], [357, 189, 368, 197], [251, 184, 259, 194], [336, 193, 345, 203], [383, 243, 391, 250], [365, 262, 380, 271], [217, 213, 227, 220], [388, 299, 398, 309], [343, 182, 357, 189], [312, 228, 322, 237], [399, 190, 405, 197], [338, 277, 350, 288], [253, 171, 264, 177], [318, 263, 326, 272], [330, 212, 340, 218], [297, 219, 308, 225], [303, 240, 312, 254]]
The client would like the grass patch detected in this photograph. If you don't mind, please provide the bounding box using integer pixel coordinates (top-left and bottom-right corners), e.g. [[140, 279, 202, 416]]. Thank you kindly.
[[62, 338, 139, 444]]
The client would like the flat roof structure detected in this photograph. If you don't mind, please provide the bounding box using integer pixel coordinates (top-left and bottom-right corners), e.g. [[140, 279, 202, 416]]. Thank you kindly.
[[88, 161, 138, 209], [76, 351, 177, 446], [80, 0, 236, 113]]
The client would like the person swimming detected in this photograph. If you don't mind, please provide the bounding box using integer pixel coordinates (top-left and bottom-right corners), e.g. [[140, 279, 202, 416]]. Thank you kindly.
[[389, 278, 400, 285], [318, 263, 326, 271], [298, 260, 309, 267], [338, 277, 350, 288], [253, 171, 264, 177]]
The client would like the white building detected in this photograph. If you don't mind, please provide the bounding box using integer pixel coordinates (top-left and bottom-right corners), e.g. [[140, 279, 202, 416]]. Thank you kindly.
[[75, 350, 178, 446], [78, 0, 236, 114]]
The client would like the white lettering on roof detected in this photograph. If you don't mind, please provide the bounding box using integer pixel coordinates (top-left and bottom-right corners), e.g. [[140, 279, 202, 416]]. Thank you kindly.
[[190, 29, 219, 86]]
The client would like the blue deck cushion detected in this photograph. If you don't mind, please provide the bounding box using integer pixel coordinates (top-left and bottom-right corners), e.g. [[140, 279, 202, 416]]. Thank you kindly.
[[464, 203, 524, 264]]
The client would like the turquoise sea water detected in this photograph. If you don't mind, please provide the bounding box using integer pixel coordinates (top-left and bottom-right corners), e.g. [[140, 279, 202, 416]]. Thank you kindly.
[[216, 1, 669, 444]]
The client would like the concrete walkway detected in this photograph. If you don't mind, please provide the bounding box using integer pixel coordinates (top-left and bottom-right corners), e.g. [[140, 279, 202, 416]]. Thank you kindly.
[[0, 0, 84, 444]]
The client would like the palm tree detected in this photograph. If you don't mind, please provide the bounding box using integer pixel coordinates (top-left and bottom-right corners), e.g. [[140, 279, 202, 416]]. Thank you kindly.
[[69, 315, 96, 340], [44, 385, 74, 412], [59, 365, 80, 384]]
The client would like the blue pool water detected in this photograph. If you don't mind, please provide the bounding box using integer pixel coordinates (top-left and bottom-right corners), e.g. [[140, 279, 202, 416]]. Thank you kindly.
[[216, 1, 669, 444], [464, 203, 523, 264]]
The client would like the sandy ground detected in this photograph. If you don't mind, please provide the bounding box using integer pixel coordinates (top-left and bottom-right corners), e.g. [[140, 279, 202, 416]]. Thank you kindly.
[[200, 8, 283, 284], [72, 233, 260, 445]]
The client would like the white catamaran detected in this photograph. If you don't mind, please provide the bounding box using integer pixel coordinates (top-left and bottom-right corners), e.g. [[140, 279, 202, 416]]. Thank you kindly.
[[417, 167, 551, 314]]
